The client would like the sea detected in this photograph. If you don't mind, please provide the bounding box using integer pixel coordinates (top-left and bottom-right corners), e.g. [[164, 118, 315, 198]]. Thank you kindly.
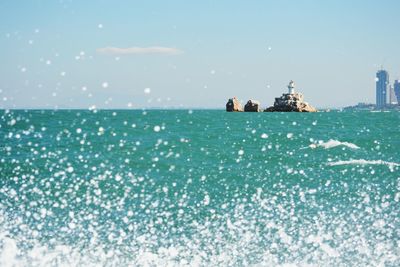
[[0, 109, 399, 266]]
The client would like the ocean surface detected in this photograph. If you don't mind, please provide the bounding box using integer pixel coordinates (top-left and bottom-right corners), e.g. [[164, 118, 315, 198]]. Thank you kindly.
[[0, 109, 399, 266]]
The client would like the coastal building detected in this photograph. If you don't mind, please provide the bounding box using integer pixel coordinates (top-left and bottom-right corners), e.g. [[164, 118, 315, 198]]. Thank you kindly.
[[388, 84, 397, 104], [394, 80, 400, 104], [376, 70, 389, 108]]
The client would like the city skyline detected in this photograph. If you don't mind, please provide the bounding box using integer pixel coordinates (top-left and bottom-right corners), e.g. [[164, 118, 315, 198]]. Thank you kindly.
[[375, 68, 400, 108], [1, 1, 400, 109]]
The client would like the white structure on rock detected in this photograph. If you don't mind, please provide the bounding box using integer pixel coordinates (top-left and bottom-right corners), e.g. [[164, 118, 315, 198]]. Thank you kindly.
[[288, 80, 295, 94]]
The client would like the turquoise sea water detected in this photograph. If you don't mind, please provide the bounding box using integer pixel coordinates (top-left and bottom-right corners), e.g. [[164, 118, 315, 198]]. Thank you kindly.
[[0, 110, 399, 266]]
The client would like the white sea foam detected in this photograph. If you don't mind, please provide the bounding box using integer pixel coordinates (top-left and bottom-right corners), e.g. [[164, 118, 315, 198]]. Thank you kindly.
[[327, 159, 400, 170], [0, 237, 17, 267], [1, 189, 399, 267], [310, 139, 360, 149]]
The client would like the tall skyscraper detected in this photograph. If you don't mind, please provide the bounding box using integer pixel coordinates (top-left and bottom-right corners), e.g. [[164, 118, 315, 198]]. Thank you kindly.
[[394, 80, 400, 104], [389, 84, 396, 104], [376, 70, 389, 108]]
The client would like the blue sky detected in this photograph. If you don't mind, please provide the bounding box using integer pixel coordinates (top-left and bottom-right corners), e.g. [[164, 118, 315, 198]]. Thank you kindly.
[[1, 0, 400, 108]]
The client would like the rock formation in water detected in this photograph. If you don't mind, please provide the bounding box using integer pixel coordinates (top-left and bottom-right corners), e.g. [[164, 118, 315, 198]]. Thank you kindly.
[[225, 81, 317, 112], [265, 81, 317, 112], [244, 100, 261, 112], [226, 97, 243, 112], [264, 92, 317, 112]]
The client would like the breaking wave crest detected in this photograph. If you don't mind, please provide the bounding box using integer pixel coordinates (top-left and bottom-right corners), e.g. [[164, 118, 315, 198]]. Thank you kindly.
[[309, 139, 360, 150], [327, 159, 400, 170], [1, 189, 399, 267]]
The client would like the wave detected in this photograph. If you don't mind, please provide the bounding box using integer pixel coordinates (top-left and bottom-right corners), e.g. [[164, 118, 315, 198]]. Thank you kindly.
[[309, 139, 360, 150], [327, 159, 400, 170], [0, 210, 397, 267], [1, 183, 399, 266]]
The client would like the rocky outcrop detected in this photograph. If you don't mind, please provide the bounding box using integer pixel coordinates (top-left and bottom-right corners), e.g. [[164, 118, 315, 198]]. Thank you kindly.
[[265, 93, 317, 112], [226, 81, 317, 112], [226, 97, 243, 112], [244, 100, 261, 112]]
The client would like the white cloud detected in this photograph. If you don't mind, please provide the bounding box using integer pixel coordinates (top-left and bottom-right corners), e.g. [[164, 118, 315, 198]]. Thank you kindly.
[[97, 46, 183, 55]]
